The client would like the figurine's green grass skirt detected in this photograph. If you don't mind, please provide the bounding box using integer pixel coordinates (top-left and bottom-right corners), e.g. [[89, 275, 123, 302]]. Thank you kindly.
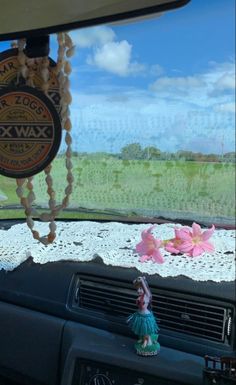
[[127, 311, 159, 337]]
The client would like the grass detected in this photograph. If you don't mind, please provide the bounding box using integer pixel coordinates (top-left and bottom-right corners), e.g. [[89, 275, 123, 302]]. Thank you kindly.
[[0, 157, 235, 225]]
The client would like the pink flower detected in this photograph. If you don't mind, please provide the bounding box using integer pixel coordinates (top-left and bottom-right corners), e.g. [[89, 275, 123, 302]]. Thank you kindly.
[[177, 222, 215, 257], [164, 227, 190, 254], [136, 225, 164, 264]]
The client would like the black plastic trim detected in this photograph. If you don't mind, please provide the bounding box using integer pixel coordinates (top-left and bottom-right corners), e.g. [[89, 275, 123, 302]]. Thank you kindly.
[[61, 321, 204, 385], [0, 0, 190, 42]]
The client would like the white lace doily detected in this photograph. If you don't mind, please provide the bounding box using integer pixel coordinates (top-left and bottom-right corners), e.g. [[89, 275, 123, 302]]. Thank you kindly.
[[0, 221, 235, 282]]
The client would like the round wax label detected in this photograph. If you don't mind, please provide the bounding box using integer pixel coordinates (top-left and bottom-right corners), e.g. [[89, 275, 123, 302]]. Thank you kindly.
[[0, 48, 61, 112], [0, 86, 62, 178]]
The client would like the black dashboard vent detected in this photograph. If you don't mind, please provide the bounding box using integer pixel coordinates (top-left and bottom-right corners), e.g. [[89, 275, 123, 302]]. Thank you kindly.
[[75, 276, 231, 343]]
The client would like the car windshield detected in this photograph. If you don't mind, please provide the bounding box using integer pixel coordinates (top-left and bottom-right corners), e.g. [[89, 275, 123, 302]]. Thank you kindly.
[[0, 0, 235, 228]]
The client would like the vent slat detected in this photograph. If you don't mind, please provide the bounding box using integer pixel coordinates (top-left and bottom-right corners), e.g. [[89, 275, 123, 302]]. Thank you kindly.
[[152, 295, 225, 311], [81, 285, 224, 319], [80, 301, 130, 317], [155, 312, 224, 329], [152, 306, 225, 325], [80, 283, 134, 297], [80, 287, 136, 304], [80, 292, 136, 307], [80, 288, 224, 324], [80, 297, 137, 313], [80, 297, 223, 333], [152, 300, 225, 318], [157, 316, 223, 336], [162, 324, 223, 341], [76, 279, 228, 343]]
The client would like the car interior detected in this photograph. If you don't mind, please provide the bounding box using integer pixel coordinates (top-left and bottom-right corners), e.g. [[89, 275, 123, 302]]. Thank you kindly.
[[0, 1, 235, 385]]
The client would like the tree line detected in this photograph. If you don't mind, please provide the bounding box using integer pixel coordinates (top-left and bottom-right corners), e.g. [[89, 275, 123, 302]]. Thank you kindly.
[[59, 143, 235, 162], [119, 143, 235, 162]]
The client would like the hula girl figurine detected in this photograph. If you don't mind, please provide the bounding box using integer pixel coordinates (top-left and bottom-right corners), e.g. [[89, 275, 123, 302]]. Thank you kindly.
[[127, 276, 160, 356]]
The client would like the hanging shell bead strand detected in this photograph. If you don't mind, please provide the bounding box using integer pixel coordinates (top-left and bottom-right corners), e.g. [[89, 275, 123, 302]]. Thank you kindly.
[[15, 33, 75, 245]]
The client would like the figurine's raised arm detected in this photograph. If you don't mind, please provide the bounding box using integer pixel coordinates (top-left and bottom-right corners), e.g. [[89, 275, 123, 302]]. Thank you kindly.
[[140, 277, 151, 299], [134, 276, 151, 300]]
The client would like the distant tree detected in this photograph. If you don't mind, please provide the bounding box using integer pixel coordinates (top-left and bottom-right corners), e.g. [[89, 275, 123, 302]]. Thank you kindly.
[[143, 146, 161, 160], [223, 152, 236, 163], [206, 154, 219, 162], [121, 143, 143, 160], [88, 152, 113, 160], [176, 150, 194, 161], [71, 151, 79, 157]]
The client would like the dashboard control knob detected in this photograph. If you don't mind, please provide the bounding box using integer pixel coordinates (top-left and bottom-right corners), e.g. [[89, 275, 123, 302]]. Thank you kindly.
[[89, 374, 113, 385]]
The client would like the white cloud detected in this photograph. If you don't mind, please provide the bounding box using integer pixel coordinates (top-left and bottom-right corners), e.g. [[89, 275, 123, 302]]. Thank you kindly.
[[126, 61, 146, 75], [214, 102, 235, 113], [150, 64, 164, 77], [68, 25, 146, 77], [69, 26, 115, 48], [88, 40, 145, 76], [204, 61, 235, 96], [149, 61, 235, 112], [69, 85, 235, 155], [150, 75, 205, 94], [208, 61, 235, 74], [213, 73, 235, 91]]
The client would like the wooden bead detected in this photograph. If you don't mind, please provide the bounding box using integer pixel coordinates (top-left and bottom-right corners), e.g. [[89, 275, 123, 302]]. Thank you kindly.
[[24, 208, 31, 216], [45, 175, 53, 186], [47, 232, 56, 243], [27, 181, 33, 190], [66, 46, 75, 58], [18, 52, 26, 65], [16, 178, 25, 187], [65, 33, 73, 48], [64, 118, 72, 131], [65, 185, 72, 195], [26, 217, 34, 229], [49, 199, 56, 210], [39, 237, 49, 246], [63, 77, 70, 89], [65, 133, 72, 145], [66, 159, 73, 170], [16, 186, 24, 197], [63, 91, 72, 105], [18, 39, 25, 50], [27, 58, 35, 67], [47, 187, 54, 196], [21, 65, 28, 78], [49, 221, 57, 233], [41, 68, 49, 82], [28, 191, 35, 204], [42, 58, 50, 67], [62, 196, 69, 208], [64, 61, 72, 75], [32, 230, 40, 240], [21, 197, 28, 206], [44, 165, 52, 174], [67, 172, 74, 183]]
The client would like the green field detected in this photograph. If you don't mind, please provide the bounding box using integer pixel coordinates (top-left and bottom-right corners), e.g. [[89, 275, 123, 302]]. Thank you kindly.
[[0, 157, 235, 224]]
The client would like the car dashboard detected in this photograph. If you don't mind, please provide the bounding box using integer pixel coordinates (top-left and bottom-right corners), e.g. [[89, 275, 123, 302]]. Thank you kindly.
[[0, 228, 235, 385]]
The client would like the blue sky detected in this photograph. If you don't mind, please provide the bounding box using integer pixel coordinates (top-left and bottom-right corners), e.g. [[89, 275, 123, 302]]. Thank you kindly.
[[0, 0, 235, 154], [68, 0, 235, 154]]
